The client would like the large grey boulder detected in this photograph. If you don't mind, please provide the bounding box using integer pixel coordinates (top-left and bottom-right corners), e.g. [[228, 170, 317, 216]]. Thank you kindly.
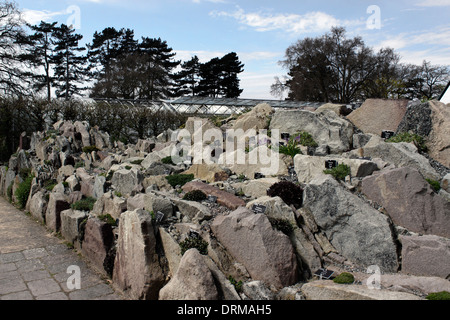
[[346, 99, 409, 136], [92, 191, 127, 221], [82, 218, 115, 276], [355, 135, 440, 181], [29, 191, 48, 224], [362, 167, 450, 238], [74, 121, 91, 147], [400, 235, 450, 279], [211, 207, 299, 289], [232, 103, 273, 132], [159, 249, 219, 300], [173, 199, 212, 223], [111, 168, 144, 196], [60, 209, 87, 250], [396, 100, 450, 168], [45, 193, 70, 232], [93, 175, 106, 199], [303, 175, 399, 272], [301, 280, 422, 300], [270, 109, 354, 154], [294, 154, 379, 184], [113, 209, 165, 300]]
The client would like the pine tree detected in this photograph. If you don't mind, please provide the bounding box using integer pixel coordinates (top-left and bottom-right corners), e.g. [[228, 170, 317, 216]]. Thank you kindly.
[[52, 24, 89, 100], [0, 1, 33, 96], [219, 52, 244, 98], [173, 55, 201, 97], [197, 53, 244, 98], [137, 37, 180, 100], [87, 27, 123, 98], [28, 21, 58, 101]]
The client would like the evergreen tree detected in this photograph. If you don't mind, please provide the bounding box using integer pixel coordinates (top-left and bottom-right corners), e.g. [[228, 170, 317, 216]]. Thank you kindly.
[[173, 55, 201, 97], [219, 52, 244, 98], [87, 27, 123, 98], [0, 1, 33, 97], [137, 37, 180, 100], [28, 21, 58, 101], [197, 53, 244, 98], [52, 24, 89, 100], [198, 57, 222, 97]]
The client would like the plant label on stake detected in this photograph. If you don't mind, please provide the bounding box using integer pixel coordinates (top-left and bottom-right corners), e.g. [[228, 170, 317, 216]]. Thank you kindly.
[[325, 160, 338, 169]]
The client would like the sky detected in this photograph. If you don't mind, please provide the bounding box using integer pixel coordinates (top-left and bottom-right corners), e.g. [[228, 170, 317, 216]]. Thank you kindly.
[[13, 0, 450, 100]]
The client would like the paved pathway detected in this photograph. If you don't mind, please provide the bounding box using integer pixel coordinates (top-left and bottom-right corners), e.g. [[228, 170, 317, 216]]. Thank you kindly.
[[0, 196, 125, 300]]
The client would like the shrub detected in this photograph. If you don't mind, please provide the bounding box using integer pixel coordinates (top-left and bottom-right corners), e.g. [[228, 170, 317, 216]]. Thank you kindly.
[[279, 143, 302, 158], [297, 131, 318, 148], [74, 161, 84, 169], [386, 132, 428, 153], [228, 276, 243, 293], [15, 174, 34, 209], [268, 217, 294, 236], [179, 237, 208, 256], [161, 156, 175, 165], [130, 159, 143, 165], [333, 272, 355, 284], [426, 179, 441, 193], [98, 214, 117, 226], [267, 181, 304, 208], [44, 179, 58, 192], [7, 183, 13, 203], [166, 174, 194, 188], [71, 197, 96, 212], [183, 190, 207, 202], [426, 291, 450, 300], [324, 164, 351, 181], [82, 145, 100, 154]]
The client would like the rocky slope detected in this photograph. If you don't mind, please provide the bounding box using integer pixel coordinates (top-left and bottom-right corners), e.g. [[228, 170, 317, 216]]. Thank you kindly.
[[0, 99, 449, 300]]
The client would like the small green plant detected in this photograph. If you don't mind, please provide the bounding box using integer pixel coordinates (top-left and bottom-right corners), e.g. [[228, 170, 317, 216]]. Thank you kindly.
[[228, 276, 243, 293], [18, 168, 32, 180], [333, 272, 355, 284], [44, 179, 58, 192], [165, 174, 194, 188], [161, 156, 176, 165], [237, 174, 246, 182], [183, 190, 207, 202], [71, 197, 97, 212], [268, 217, 295, 236], [426, 291, 450, 300], [179, 237, 208, 256], [386, 132, 428, 153], [98, 214, 117, 226], [82, 145, 100, 154], [74, 161, 84, 169], [130, 159, 143, 165], [6, 183, 13, 203], [426, 179, 441, 193], [297, 131, 318, 148], [114, 191, 123, 198], [106, 170, 115, 181], [15, 174, 34, 209], [124, 165, 132, 170], [279, 142, 302, 158], [267, 181, 304, 208], [324, 164, 351, 181]]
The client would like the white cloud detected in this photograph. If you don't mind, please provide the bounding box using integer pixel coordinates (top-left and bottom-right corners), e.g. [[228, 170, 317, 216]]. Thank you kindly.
[[21, 9, 66, 25], [210, 6, 363, 35], [373, 26, 450, 66], [415, 0, 450, 6]]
